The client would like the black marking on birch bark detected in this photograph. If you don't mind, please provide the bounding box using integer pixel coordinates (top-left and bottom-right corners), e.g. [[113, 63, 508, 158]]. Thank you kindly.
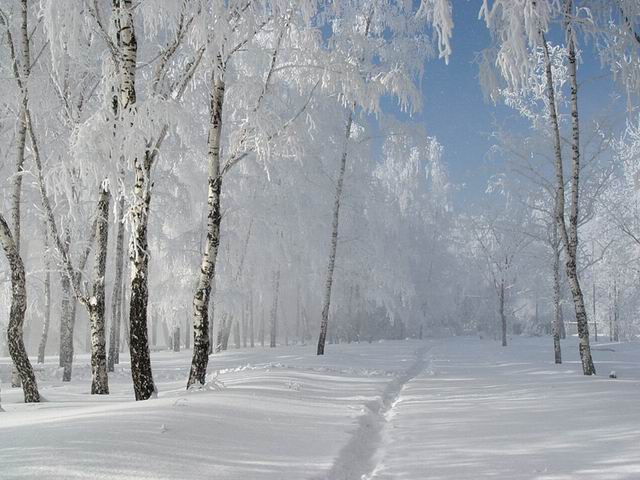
[[187, 69, 225, 389]]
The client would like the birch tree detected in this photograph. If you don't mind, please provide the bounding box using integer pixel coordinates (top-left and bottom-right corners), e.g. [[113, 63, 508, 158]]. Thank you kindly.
[[187, 1, 320, 387], [0, 213, 39, 402], [480, 0, 600, 374], [317, 0, 453, 355]]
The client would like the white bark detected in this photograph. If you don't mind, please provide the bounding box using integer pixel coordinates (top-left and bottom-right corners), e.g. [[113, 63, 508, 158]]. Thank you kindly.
[[88, 187, 110, 394], [187, 60, 225, 388], [542, 14, 595, 374]]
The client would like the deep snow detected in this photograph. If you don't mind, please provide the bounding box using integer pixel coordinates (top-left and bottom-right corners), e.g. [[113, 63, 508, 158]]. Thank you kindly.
[[1, 337, 640, 479]]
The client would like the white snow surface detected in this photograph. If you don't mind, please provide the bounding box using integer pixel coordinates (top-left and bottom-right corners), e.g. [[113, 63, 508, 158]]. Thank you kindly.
[[1, 337, 640, 479]]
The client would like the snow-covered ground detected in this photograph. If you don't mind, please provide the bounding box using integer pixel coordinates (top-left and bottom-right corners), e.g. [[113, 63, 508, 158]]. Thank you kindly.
[[1, 337, 639, 479]]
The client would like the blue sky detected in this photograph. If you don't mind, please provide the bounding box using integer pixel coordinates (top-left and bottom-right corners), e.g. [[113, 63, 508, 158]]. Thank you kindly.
[[402, 1, 627, 204]]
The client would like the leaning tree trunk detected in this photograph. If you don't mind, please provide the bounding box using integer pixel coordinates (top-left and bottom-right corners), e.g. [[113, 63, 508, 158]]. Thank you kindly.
[[187, 66, 226, 389], [0, 213, 39, 402], [542, 27, 595, 375], [37, 225, 52, 364], [317, 110, 353, 355], [108, 197, 126, 372], [88, 188, 110, 394], [552, 227, 562, 364]]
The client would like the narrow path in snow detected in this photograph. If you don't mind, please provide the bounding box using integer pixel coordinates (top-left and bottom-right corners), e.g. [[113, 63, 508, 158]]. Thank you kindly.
[[316, 344, 431, 480]]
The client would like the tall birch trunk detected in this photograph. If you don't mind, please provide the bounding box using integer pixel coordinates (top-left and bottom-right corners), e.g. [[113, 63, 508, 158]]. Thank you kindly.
[[221, 315, 232, 351], [542, 26, 595, 375], [108, 197, 126, 372], [592, 279, 598, 342], [317, 111, 353, 355], [499, 277, 507, 347], [173, 326, 180, 352], [270, 269, 280, 348], [563, 7, 595, 374], [120, 274, 129, 354], [295, 283, 300, 343], [260, 304, 265, 347], [11, 0, 30, 255], [128, 154, 156, 399], [117, 0, 157, 400], [9, 0, 32, 389], [187, 65, 225, 389], [234, 321, 240, 349], [185, 313, 190, 350], [552, 225, 562, 364], [613, 279, 619, 342], [242, 299, 247, 348], [58, 228, 78, 382], [37, 226, 52, 364], [249, 293, 254, 348], [208, 299, 215, 354], [88, 188, 110, 394], [0, 213, 39, 402]]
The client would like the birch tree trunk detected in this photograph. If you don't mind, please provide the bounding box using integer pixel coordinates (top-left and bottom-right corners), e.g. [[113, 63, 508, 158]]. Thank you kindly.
[[58, 228, 78, 382], [295, 283, 300, 343], [185, 314, 190, 350], [173, 326, 180, 352], [11, 0, 30, 255], [260, 305, 265, 347], [221, 316, 232, 351], [317, 111, 353, 355], [499, 277, 507, 347], [116, 0, 157, 400], [592, 280, 598, 342], [270, 269, 280, 348], [37, 226, 51, 364], [613, 279, 619, 342], [108, 197, 126, 372], [249, 293, 254, 348], [120, 276, 129, 354], [208, 300, 215, 354], [242, 299, 247, 348], [552, 226, 563, 364], [563, 8, 595, 374], [88, 188, 110, 394], [234, 321, 240, 349], [0, 213, 39, 402], [128, 155, 156, 399], [8, 0, 32, 389], [542, 25, 595, 375], [187, 65, 225, 389]]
